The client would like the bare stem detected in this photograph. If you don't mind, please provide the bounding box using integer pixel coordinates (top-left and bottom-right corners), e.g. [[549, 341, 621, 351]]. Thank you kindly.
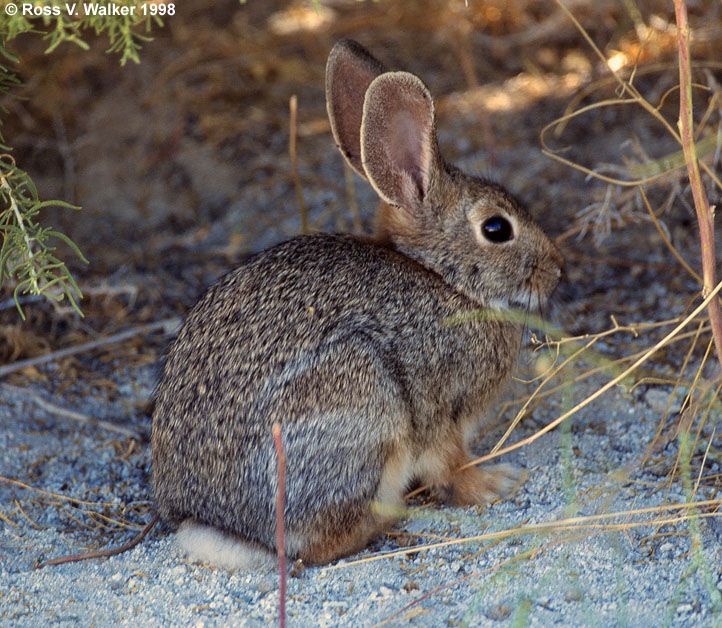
[[674, 0, 722, 372], [289, 95, 308, 235], [35, 513, 159, 569], [272, 423, 287, 628], [0, 318, 180, 379]]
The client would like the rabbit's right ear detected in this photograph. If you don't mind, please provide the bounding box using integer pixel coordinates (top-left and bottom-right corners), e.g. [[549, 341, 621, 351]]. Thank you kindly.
[[326, 40, 386, 177], [360, 71, 442, 215]]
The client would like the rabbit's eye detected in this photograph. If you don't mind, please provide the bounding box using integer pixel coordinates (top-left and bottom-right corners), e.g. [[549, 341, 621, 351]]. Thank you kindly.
[[481, 216, 513, 243]]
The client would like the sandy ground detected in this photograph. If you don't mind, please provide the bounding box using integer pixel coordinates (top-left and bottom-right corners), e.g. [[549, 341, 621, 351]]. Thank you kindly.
[[2, 363, 721, 627]]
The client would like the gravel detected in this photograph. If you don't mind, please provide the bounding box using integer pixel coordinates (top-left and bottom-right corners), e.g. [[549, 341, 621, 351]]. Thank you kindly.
[[2, 357, 721, 627]]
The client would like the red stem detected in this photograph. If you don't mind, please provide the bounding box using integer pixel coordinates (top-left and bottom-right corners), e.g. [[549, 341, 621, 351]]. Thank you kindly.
[[272, 423, 287, 628], [674, 0, 722, 372]]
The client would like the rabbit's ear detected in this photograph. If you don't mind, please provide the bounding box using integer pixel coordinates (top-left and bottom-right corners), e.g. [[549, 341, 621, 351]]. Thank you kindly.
[[326, 40, 386, 177], [360, 71, 441, 213]]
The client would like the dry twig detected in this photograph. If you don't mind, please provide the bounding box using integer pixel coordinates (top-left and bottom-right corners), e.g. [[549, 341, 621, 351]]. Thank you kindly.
[[0, 318, 180, 379], [35, 513, 159, 569], [465, 280, 722, 470], [1, 383, 144, 440]]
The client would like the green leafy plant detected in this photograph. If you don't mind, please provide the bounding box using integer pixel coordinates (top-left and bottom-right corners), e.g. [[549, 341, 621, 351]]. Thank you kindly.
[[1, 2, 166, 318], [4, 0, 165, 65], [0, 154, 87, 318]]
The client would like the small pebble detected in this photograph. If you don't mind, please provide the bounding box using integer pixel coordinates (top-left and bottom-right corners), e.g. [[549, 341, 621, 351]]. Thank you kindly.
[[565, 587, 584, 602], [486, 603, 511, 621], [644, 389, 682, 415]]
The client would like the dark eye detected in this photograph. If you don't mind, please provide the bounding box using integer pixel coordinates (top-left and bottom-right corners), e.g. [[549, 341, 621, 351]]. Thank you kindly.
[[481, 216, 514, 243]]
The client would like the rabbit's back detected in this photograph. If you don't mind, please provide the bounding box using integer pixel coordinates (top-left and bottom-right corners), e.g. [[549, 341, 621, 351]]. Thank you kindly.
[[156, 233, 518, 429], [152, 233, 518, 551]]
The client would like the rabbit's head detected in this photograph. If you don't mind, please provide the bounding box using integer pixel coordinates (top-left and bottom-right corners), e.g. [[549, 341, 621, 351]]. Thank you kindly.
[[326, 40, 563, 312]]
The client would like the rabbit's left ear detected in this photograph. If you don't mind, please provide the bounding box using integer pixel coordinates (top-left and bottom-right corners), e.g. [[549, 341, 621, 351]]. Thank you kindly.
[[360, 71, 442, 213], [326, 40, 386, 177]]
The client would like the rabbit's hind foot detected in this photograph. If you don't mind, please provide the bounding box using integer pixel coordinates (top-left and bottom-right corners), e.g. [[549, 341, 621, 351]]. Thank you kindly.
[[448, 463, 528, 506]]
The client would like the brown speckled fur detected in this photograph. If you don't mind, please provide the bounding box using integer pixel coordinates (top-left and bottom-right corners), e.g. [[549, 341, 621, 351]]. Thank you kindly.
[[152, 40, 563, 566]]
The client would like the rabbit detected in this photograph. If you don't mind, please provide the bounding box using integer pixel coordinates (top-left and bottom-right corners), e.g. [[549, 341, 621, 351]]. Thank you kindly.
[[151, 39, 564, 570]]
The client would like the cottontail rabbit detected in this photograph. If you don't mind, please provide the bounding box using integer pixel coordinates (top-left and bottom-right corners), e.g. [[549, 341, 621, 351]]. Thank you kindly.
[[152, 39, 564, 569]]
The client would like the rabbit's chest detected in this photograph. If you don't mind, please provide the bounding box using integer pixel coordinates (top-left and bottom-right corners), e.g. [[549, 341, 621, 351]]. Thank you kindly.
[[426, 317, 519, 382], [396, 315, 520, 426]]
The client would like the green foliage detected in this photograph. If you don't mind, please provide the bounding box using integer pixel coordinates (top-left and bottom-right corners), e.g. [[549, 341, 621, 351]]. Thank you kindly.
[[0, 155, 88, 319], [3, 0, 164, 65], [0, 45, 22, 152], [0, 2, 168, 319]]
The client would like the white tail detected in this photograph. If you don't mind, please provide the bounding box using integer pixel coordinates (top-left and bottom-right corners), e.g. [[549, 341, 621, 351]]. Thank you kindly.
[[176, 521, 275, 571]]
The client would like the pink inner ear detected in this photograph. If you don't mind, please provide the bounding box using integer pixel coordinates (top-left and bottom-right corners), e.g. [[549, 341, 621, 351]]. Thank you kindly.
[[387, 109, 430, 197]]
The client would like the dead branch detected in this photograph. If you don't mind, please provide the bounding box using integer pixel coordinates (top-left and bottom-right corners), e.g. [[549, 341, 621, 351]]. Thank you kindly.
[[0, 318, 180, 380], [1, 384, 145, 441], [35, 513, 159, 569]]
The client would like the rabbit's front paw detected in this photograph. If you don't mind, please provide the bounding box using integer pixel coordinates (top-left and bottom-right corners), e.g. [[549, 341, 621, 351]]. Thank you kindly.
[[447, 463, 528, 506]]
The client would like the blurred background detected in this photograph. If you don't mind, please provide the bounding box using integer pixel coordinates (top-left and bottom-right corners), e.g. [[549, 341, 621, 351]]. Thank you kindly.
[[2, 0, 722, 376]]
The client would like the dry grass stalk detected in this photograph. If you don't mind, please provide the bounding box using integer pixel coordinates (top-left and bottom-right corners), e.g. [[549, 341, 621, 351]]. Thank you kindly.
[[543, 3, 722, 347], [460, 280, 722, 471], [407, 304, 716, 503], [0, 475, 123, 508], [289, 95, 308, 235], [540, 0, 722, 282], [525, 12, 722, 599], [325, 498, 721, 572], [640, 186, 701, 283], [2, 472, 160, 567], [633, 322, 705, 473], [673, 0, 722, 372]]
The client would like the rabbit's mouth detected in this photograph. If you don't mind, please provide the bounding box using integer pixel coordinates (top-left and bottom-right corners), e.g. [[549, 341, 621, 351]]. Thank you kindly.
[[487, 294, 535, 313], [488, 285, 551, 313], [513, 259, 563, 311]]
